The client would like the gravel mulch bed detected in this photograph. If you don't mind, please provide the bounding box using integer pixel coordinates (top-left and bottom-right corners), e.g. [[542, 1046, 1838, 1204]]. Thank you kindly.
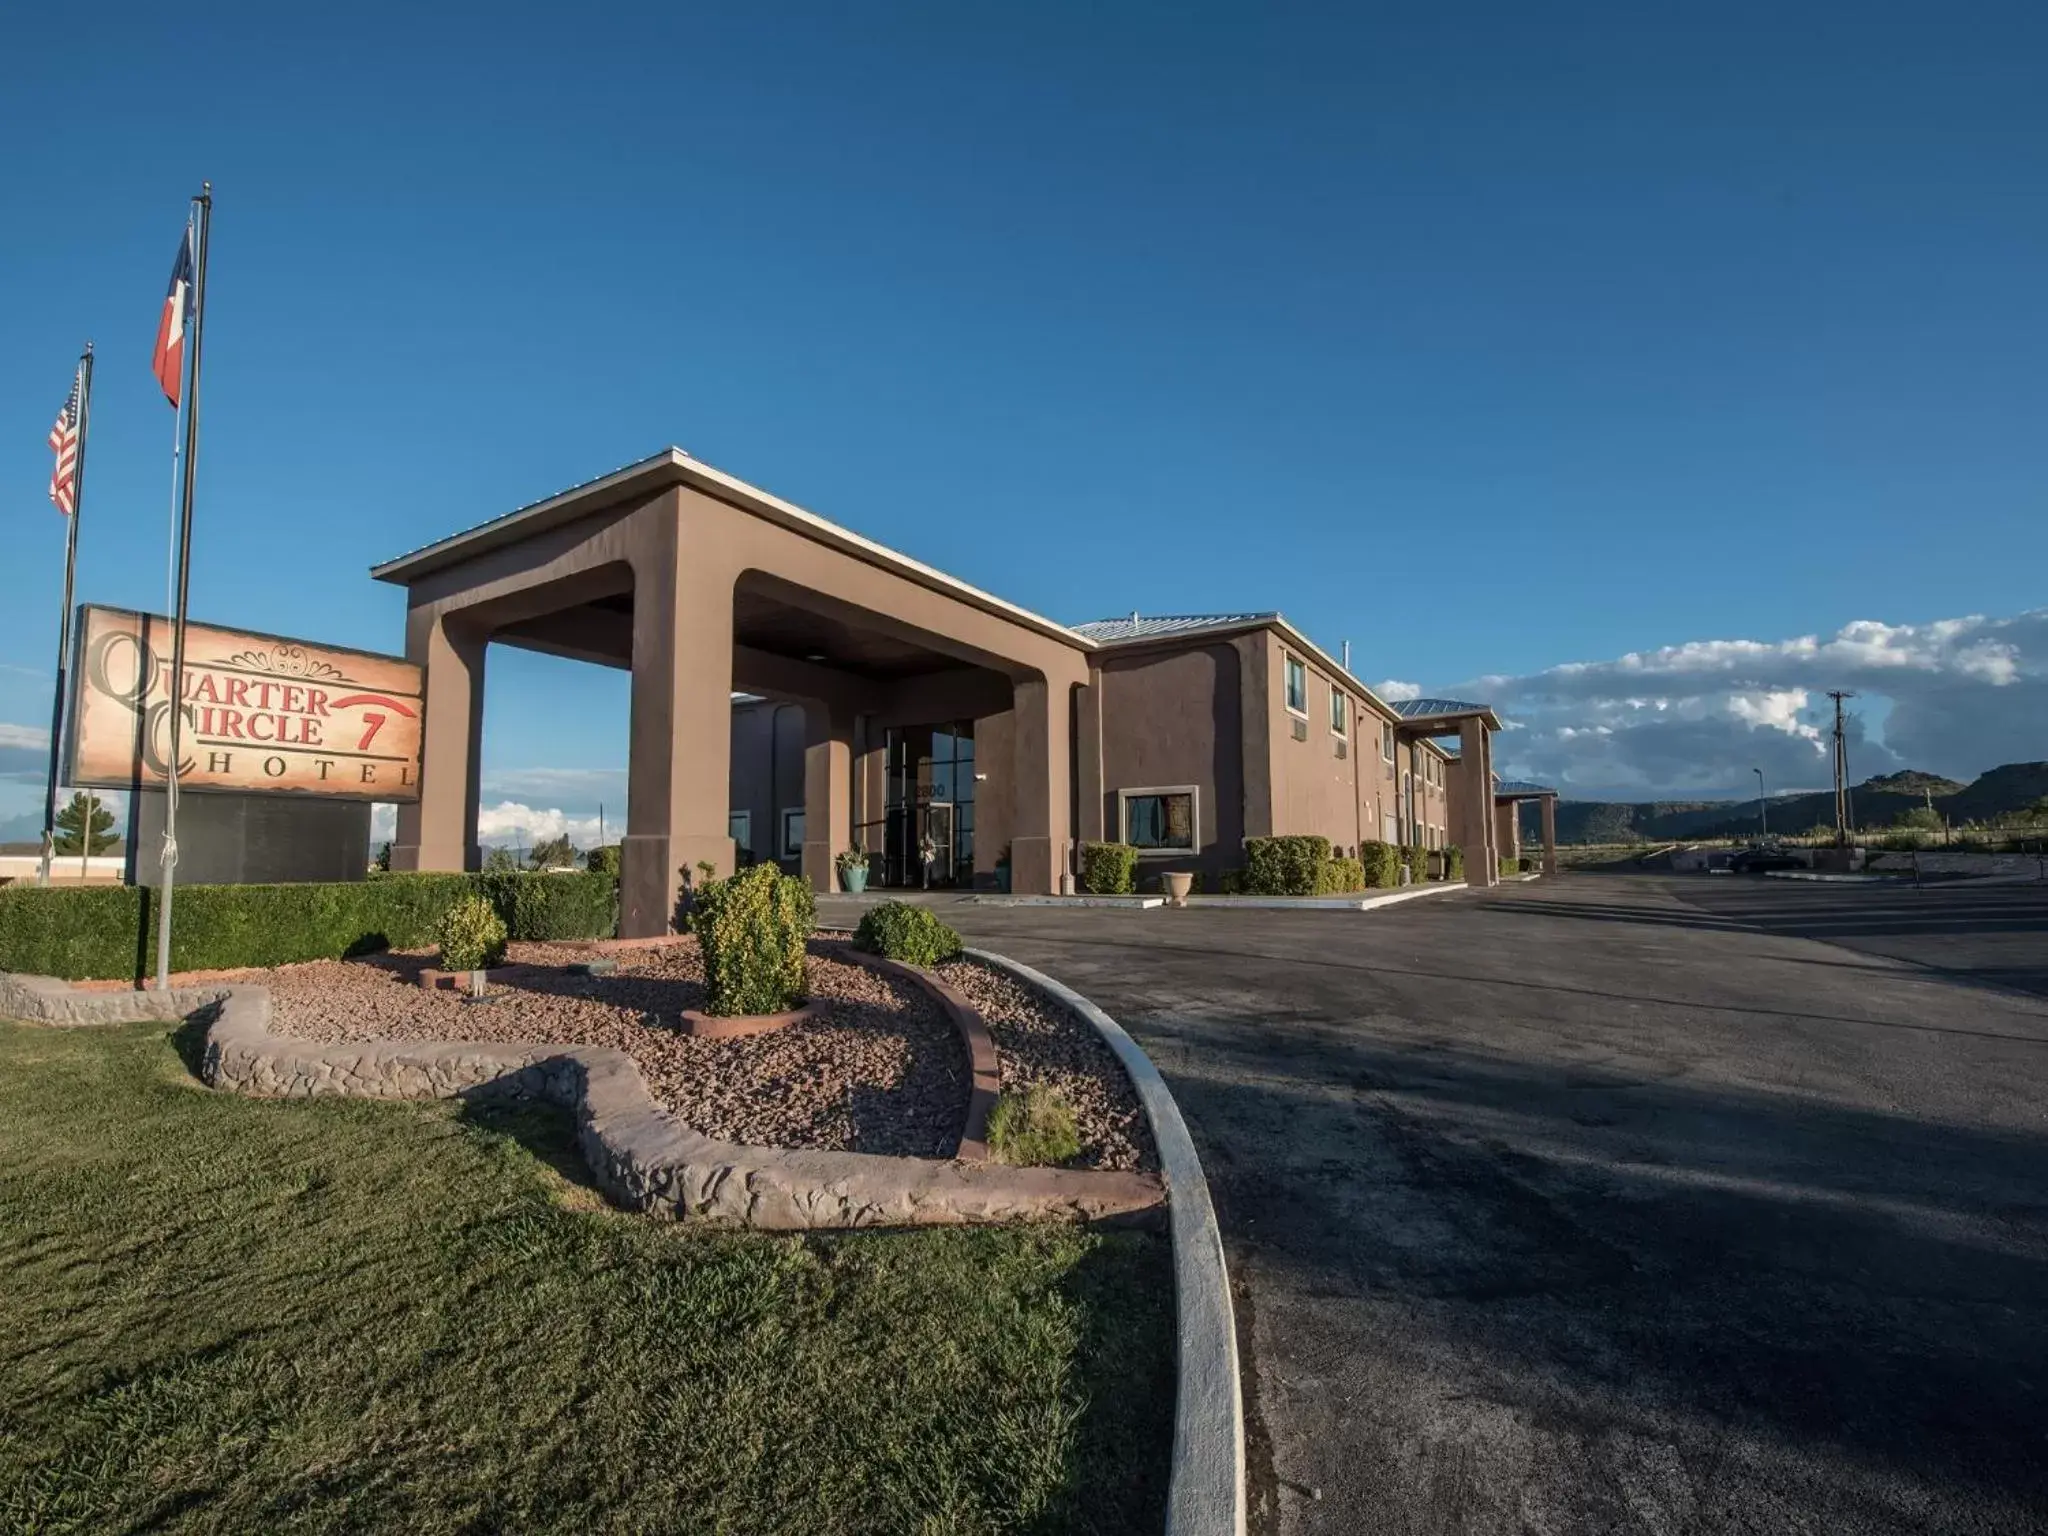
[[263, 939, 967, 1159], [935, 958, 1158, 1173]]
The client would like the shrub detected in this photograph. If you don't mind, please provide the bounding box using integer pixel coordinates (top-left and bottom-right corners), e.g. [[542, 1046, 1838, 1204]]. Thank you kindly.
[[477, 869, 618, 941], [985, 1085, 1082, 1167], [0, 870, 618, 982], [1357, 841, 1401, 888], [585, 844, 621, 876], [690, 862, 813, 1016], [436, 895, 507, 973], [1444, 844, 1465, 881], [1243, 836, 1329, 895], [1407, 843, 1429, 883], [1217, 868, 1244, 895], [852, 901, 963, 967], [1316, 857, 1366, 894], [1078, 842, 1138, 895]]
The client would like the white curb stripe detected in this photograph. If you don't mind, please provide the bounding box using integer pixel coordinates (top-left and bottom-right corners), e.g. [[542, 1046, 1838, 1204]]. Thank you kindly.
[[966, 948, 1245, 1536]]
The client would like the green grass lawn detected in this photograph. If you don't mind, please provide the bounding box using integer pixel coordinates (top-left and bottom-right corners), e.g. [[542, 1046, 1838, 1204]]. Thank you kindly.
[[0, 1018, 1171, 1535]]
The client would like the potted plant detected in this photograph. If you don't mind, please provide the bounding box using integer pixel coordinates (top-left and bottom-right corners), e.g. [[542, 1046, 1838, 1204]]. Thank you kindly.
[[836, 843, 870, 894], [993, 842, 1013, 894]]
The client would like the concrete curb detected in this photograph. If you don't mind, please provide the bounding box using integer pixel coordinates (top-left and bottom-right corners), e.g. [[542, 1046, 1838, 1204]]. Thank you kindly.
[[966, 948, 1246, 1536], [1181, 881, 1469, 911], [971, 894, 1167, 909]]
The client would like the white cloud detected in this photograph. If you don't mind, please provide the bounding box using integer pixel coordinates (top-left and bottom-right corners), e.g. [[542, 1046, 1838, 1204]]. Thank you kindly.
[[1447, 608, 2048, 798], [0, 723, 49, 750], [1375, 679, 1422, 702], [367, 801, 612, 849], [476, 801, 607, 849]]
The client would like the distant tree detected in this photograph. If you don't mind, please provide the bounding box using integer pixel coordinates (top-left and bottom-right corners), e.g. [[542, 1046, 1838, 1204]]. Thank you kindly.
[[529, 834, 576, 869], [482, 846, 520, 873], [373, 840, 392, 873], [52, 792, 119, 856], [1893, 806, 1943, 833]]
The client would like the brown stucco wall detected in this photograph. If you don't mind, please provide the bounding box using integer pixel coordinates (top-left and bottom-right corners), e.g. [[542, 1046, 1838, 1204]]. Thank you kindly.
[[1092, 641, 1246, 884], [1263, 635, 1368, 857], [728, 700, 807, 869]]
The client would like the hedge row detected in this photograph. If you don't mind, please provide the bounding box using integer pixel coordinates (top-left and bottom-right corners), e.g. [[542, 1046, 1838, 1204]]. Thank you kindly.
[[0, 871, 618, 981]]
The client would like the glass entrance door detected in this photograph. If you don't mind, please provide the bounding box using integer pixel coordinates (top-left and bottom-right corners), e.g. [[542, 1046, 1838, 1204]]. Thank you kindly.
[[878, 724, 975, 887]]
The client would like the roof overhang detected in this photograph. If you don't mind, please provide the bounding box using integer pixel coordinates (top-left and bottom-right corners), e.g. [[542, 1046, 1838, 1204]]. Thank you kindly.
[[1091, 614, 1419, 728], [370, 449, 1095, 653], [1394, 704, 1505, 734]]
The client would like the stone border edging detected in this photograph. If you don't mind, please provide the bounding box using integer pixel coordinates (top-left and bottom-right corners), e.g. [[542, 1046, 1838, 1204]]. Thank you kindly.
[[197, 984, 1162, 1228], [838, 948, 1001, 1161], [964, 948, 1246, 1536], [0, 967, 1164, 1230], [0, 971, 225, 1027]]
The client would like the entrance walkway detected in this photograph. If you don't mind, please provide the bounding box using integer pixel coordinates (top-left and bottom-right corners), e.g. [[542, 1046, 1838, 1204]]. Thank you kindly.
[[927, 875, 2048, 1535]]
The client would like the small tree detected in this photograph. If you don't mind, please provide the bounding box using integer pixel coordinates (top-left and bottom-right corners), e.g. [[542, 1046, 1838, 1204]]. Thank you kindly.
[[529, 834, 577, 869], [52, 791, 119, 856], [482, 846, 519, 873], [1894, 806, 1943, 833], [373, 840, 393, 873], [585, 844, 621, 876]]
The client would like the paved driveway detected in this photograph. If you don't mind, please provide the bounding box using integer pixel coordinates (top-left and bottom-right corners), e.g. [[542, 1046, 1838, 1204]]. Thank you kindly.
[[898, 876, 2048, 1535]]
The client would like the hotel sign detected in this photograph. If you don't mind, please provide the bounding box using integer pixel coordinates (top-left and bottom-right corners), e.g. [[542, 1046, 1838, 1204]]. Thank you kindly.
[[68, 606, 423, 802]]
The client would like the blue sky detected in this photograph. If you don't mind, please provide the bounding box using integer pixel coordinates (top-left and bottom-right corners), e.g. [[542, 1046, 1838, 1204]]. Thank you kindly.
[[4, 1, 2045, 840]]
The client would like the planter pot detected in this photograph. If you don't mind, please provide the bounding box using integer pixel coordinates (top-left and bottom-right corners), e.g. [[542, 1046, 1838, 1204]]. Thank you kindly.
[[840, 865, 870, 894], [993, 865, 1012, 894], [1162, 871, 1194, 908]]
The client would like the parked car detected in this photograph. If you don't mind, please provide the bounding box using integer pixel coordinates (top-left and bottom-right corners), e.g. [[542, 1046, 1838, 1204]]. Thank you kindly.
[[1728, 844, 1804, 874]]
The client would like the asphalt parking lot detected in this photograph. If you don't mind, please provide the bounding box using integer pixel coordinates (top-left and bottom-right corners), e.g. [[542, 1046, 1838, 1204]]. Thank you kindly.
[[913, 875, 2048, 1535]]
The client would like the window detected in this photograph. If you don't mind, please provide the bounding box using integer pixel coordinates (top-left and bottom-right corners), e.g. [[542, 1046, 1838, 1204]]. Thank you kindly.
[[1329, 683, 1347, 737], [1284, 654, 1307, 716], [780, 808, 805, 858], [728, 810, 752, 855], [1382, 721, 1395, 762], [1119, 787, 1199, 853]]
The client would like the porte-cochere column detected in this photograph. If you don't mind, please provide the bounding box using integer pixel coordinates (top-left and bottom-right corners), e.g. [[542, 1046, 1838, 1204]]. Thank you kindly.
[[392, 606, 484, 873], [620, 541, 736, 937]]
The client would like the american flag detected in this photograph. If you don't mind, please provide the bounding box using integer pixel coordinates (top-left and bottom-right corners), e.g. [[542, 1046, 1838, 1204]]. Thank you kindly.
[[47, 368, 81, 515]]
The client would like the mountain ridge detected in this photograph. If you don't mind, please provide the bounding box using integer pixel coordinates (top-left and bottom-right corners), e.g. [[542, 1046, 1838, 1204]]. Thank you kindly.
[[1528, 761, 2048, 844]]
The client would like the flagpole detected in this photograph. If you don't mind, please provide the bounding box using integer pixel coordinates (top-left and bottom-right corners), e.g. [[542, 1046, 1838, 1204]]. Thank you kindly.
[[154, 185, 211, 991], [37, 345, 92, 888]]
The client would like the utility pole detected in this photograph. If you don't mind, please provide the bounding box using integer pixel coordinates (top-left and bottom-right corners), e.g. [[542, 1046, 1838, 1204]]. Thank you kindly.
[[1753, 767, 1768, 840], [1827, 691, 1856, 846]]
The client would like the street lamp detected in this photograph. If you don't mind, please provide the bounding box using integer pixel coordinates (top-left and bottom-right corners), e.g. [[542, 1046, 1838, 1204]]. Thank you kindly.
[[1753, 767, 1768, 839]]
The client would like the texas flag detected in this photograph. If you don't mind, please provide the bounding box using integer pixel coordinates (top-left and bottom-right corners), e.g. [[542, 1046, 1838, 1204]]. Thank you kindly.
[[152, 226, 194, 408]]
